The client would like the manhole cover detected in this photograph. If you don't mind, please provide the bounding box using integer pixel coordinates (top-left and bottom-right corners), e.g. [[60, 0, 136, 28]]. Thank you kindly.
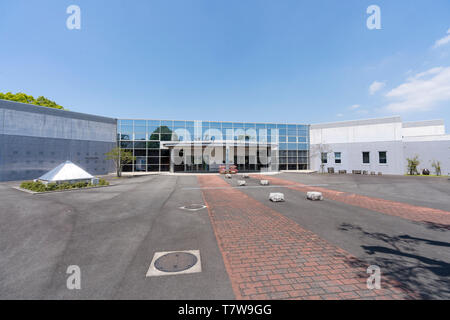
[[154, 252, 198, 272], [180, 204, 206, 211]]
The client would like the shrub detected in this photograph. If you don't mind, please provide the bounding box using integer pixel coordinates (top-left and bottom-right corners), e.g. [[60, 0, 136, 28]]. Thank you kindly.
[[46, 183, 58, 191], [431, 160, 441, 176], [98, 178, 109, 186], [20, 181, 46, 192], [406, 156, 420, 175], [20, 179, 107, 192]]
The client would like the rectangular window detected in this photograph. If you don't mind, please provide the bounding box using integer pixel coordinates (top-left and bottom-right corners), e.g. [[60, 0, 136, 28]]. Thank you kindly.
[[379, 151, 387, 164], [321, 152, 328, 164], [335, 152, 341, 164], [362, 152, 370, 164]]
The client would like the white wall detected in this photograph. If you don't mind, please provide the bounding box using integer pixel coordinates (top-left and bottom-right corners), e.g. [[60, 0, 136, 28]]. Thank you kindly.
[[310, 117, 404, 174], [402, 125, 445, 137], [310, 118, 402, 144]]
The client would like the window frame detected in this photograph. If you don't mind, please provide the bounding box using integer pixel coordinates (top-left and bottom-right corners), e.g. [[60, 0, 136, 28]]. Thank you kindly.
[[362, 151, 370, 164], [334, 152, 341, 164], [379, 151, 387, 164]]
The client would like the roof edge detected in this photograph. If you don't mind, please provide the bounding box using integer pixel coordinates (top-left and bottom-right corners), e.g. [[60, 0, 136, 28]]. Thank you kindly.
[[0, 99, 117, 124]]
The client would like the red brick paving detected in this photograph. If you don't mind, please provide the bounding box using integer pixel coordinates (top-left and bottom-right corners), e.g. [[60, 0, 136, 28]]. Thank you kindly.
[[252, 175, 450, 226], [198, 175, 413, 300]]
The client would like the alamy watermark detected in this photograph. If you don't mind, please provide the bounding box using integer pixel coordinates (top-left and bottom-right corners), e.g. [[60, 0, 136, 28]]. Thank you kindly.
[[366, 265, 381, 289], [66, 265, 81, 290], [66, 5, 81, 30], [367, 5, 381, 30]]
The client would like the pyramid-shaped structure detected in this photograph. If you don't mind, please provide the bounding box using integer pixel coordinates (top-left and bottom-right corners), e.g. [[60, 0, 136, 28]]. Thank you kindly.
[[38, 161, 94, 183]]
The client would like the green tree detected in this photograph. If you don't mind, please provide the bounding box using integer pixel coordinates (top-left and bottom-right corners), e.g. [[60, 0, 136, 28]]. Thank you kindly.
[[406, 155, 420, 175], [105, 147, 136, 177], [0, 92, 64, 110], [431, 160, 441, 176]]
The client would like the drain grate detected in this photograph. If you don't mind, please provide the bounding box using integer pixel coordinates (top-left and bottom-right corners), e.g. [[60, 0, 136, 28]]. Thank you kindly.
[[146, 250, 202, 277], [154, 252, 198, 272], [180, 204, 207, 211]]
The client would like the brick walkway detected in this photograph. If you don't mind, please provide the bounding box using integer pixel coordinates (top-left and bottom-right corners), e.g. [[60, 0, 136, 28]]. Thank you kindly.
[[252, 175, 450, 226], [198, 175, 412, 300]]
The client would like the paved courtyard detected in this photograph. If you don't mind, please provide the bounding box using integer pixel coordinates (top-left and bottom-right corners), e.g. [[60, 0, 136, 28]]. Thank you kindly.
[[0, 173, 449, 299]]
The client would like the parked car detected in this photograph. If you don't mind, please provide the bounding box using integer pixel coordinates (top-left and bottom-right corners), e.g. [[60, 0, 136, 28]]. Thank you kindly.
[[219, 165, 238, 174]]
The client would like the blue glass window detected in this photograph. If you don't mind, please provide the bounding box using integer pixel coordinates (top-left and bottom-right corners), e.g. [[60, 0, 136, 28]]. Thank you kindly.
[[148, 120, 160, 127], [134, 133, 146, 140], [173, 120, 186, 127], [161, 120, 173, 128]]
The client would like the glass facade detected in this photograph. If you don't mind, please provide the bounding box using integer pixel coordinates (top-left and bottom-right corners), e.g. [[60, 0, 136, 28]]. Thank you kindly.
[[117, 120, 310, 172]]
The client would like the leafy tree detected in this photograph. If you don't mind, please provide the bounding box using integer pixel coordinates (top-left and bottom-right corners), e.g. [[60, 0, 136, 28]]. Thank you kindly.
[[0, 92, 64, 110], [105, 147, 136, 177], [431, 160, 441, 176], [406, 155, 420, 175], [310, 143, 332, 173]]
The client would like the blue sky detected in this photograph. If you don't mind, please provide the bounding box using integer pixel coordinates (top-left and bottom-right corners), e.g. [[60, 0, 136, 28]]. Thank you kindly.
[[1, 0, 449, 130]]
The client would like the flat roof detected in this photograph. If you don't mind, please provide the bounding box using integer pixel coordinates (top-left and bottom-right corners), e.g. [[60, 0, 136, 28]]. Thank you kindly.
[[402, 119, 445, 128], [310, 116, 402, 130], [0, 99, 117, 125]]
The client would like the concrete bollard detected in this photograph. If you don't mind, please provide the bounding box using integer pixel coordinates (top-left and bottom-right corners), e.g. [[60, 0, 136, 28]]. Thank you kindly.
[[225, 174, 232, 179], [269, 193, 285, 202], [260, 180, 269, 186], [306, 191, 324, 201], [237, 180, 246, 186], [242, 173, 249, 178]]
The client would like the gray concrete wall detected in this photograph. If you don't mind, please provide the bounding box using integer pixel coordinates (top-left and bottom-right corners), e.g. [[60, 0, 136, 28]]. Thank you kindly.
[[404, 140, 450, 176], [310, 141, 404, 175], [0, 100, 117, 182]]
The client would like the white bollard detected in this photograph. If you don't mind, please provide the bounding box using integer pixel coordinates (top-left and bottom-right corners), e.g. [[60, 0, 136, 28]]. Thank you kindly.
[[237, 180, 246, 186], [306, 191, 323, 201], [269, 193, 285, 202], [225, 174, 232, 179], [260, 180, 269, 186]]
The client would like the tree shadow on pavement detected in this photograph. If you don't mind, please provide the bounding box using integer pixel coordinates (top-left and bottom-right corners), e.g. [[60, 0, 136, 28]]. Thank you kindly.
[[339, 223, 450, 299], [415, 221, 450, 232]]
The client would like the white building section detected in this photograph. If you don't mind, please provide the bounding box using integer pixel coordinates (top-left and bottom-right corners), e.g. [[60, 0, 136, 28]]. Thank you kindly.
[[310, 117, 450, 176]]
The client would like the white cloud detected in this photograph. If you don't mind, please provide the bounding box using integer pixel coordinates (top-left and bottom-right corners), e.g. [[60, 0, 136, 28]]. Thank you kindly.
[[433, 28, 450, 48], [384, 66, 450, 113], [369, 81, 386, 95], [336, 113, 344, 117], [349, 104, 360, 110]]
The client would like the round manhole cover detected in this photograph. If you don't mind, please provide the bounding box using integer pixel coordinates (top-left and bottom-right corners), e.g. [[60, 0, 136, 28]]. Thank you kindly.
[[180, 204, 206, 211], [154, 252, 198, 272]]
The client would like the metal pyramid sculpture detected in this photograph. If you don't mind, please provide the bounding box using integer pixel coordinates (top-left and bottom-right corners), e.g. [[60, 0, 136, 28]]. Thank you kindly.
[[38, 160, 94, 183]]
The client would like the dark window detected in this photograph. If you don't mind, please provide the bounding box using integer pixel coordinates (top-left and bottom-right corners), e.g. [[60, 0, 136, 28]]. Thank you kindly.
[[321, 152, 327, 164], [362, 152, 370, 164], [335, 152, 341, 164], [379, 151, 387, 164], [134, 149, 146, 156], [160, 149, 170, 157], [148, 150, 159, 157]]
